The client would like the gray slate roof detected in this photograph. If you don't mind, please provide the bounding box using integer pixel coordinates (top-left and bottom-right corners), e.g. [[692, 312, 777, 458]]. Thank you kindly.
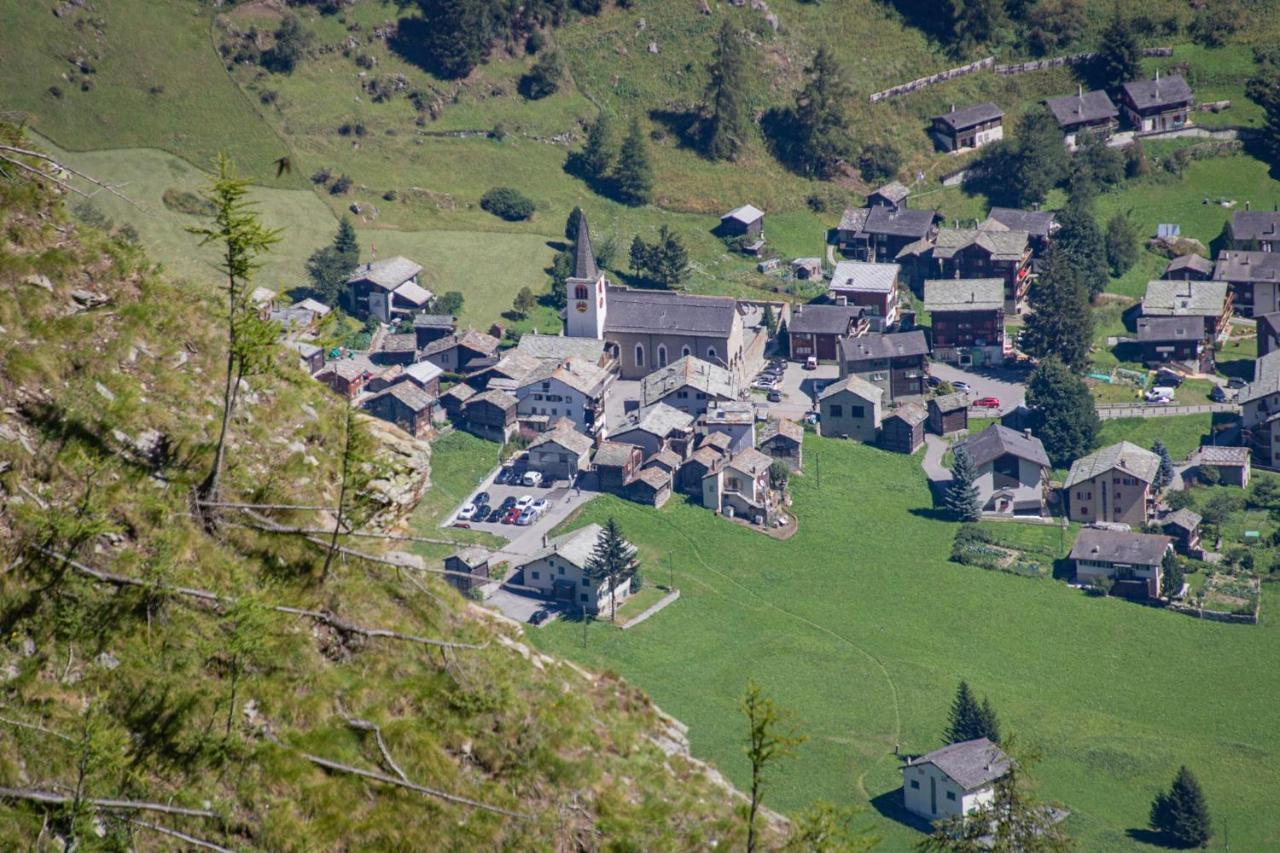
[[839, 330, 929, 363], [1163, 254, 1215, 277], [1121, 74, 1193, 110], [838, 207, 870, 233], [819, 374, 883, 404], [728, 447, 774, 477], [414, 313, 455, 329], [861, 205, 937, 239], [530, 426, 594, 456], [1064, 441, 1161, 489], [886, 401, 929, 426], [450, 546, 491, 568], [526, 523, 608, 570], [1199, 445, 1250, 466], [758, 418, 803, 445], [1045, 90, 1118, 127], [1214, 250, 1280, 284], [404, 361, 444, 384], [1231, 210, 1280, 242], [516, 333, 607, 364], [930, 392, 969, 413], [1163, 508, 1202, 532], [869, 181, 910, 205], [381, 333, 418, 354], [1070, 528, 1172, 567], [789, 304, 865, 336], [981, 207, 1056, 239], [381, 381, 434, 413], [1136, 316, 1202, 342], [604, 288, 738, 337], [830, 261, 901, 294], [593, 441, 639, 468], [923, 278, 1005, 312], [909, 738, 1011, 791], [1142, 280, 1228, 317], [955, 424, 1050, 469], [722, 204, 764, 225], [932, 102, 1003, 131], [1242, 350, 1280, 403], [348, 256, 422, 291], [465, 388, 518, 411], [617, 403, 695, 439], [932, 228, 1029, 261], [642, 356, 736, 406]]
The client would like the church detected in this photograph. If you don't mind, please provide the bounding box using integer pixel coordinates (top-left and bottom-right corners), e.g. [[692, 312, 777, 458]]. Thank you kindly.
[[564, 212, 765, 381]]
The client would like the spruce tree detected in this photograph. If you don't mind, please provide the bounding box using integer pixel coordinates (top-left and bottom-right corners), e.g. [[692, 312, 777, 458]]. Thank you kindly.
[[1152, 439, 1175, 491], [1105, 212, 1139, 276], [585, 517, 640, 622], [1098, 3, 1141, 90], [943, 680, 982, 743], [977, 698, 1001, 744], [333, 215, 359, 266], [579, 114, 615, 182], [777, 318, 790, 358], [1150, 766, 1211, 848], [307, 216, 361, 306], [565, 206, 584, 242], [1160, 549, 1184, 599], [946, 447, 982, 522], [614, 116, 654, 206], [791, 46, 854, 180], [1010, 106, 1070, 206], [704, 21, 752, 162], [1054, 187, 1109, 298], [416, 0, 496, 80], [1021, 247, 1093, 371], [948, 0, 1008, 56], [1025, 356, 1102, 468], [629, 226, 689, 288]]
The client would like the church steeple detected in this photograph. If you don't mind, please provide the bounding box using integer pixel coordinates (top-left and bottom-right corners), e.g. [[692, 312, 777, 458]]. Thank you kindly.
[[565, 209, 607, 340], [573, 209, 599, 281]]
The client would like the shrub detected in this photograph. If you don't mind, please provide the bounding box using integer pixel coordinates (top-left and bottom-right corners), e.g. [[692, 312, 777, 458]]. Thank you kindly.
[[480, 187, 536, 221], [858, 142, 900, 184], [630, 571, 644, 593], [519, 51, 563, 100], [329, 174, 353, 195], [161, 188, 217, 218]]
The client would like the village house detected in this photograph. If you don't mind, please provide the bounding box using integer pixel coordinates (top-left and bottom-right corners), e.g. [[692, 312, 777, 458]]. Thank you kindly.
[[757, 418, 803, 471], [593, 441, 644, 494], [1258, 311, 1280, 357], [828, 261, 901, 326], [788, 303, 870, 362], [868, 181, 910, 210], [444, 547, 492, 594], [412, 313, 456, 348], [641, 355, 737, 416], [439, 383, 475, 420], [374, 332, 420, 366], [697, 400, 757, 454], [1119, 73, 1193, 134], [1242, 351, 1280, 469], [1198, 445, 1251, 487], [837, 204, 940, 263], [880, 402, 928, 454], [928, 393, 969, 437], [954, 425, 1051, 516], [629, 466, 674, 508], [1229, 209, 1280, 253], [1214, 250, 1280, 317], [526, 426, 594, 482], [902, 738, 1011, 823], [610, 403, 695, 459], [643, 446, 683, 478], [317, 358, 373, 400], [838, 330, 930, 402], [563, 212, 756, 380], [519, 524, 635, 616], [1045, 88, 1119, 147], [272, 297, 331, 331], [1141, 279, 1232, 342], [346, 256, 430, 322], [1136, 316, 1210, 371], [719, 204, 765, 239], [1162, 508, 1203, 557], [924, 278, 1006, 367], [980, 207, 1057, 262], [1070, 527, 1173, 600], [514, 355, 613, 437], [515, 332, 613, 369], [930, 102, 1004, 153], [818, 375, 883, 442], [288, 340, 325, 375], [791, 257, 824, 281], [1064, 442, 1161, 527], [1162, 253, 1216, 281], [701, 447, 780, 525], [460, 389, 518, 443], [422, 329, 501, 374], [679, 439, 728, 494], [400, 360, 443, 397], [362, 381, 434, 438], [922, 229, 1033, 312]]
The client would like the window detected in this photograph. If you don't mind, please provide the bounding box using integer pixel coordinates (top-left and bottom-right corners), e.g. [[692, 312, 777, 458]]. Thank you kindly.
[[580, 593, 588, 602], [707, 346, 717, 361], [910, 780, 920, 790], [574, 284, 589, 300], [851, 405, 866, 418], [635, 344, 645, 368], [682, 346, 691, 357], [1079, 506, 1088, 517], [871, 373, 887, 381], [582, 578, 589, 586], [946, 791, 956, 802], [677, 390, 688, 399], [830, 404, 843, 418], [657, 345, 668, 368], [558, 566, 565, 575], [531, 571, 540, 580]]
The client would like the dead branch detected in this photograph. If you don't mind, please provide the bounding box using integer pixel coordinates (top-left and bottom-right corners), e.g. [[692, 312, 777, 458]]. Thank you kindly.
[[223, 519, 465, 547], [34, 546, 486, 651], [0, 144, 138, 207], [0, 712, 75, 743], [197, 500, 345, 513], [0, 787, 219, 819], [342, 714, 409, 782], [295, 752, 532, 819], [119, 817, 233, 852]]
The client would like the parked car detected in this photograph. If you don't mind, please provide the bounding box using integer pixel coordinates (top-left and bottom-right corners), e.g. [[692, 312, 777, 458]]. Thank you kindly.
[[522, 470, 544, 487], [1227, 376, 1248, 389], [767, 389, 782, 403], [486, 508, 503, 523], [472, 504, 490, 522], [1210, 384, 1233, 403], [494, 467, 514, 485], [1144, 389, 1174, 403], [515, 494, 534, 509], [516, 508, 539, 526], [472, 491, 490, 507], [531, 498, 549, 513], [501, 507, 522, 524], [973, 396, 1000, 409], [456, 503, 478, 521], [528, 609, 550, 626], [453, 521, 471, 529], [803, 356, 818, 370], [951, 380, 972, 393], [1154, 369, 1184, 388], [499, 496, 517, 511]]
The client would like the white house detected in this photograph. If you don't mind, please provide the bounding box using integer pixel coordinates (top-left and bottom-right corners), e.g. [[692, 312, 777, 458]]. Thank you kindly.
[[953, 424, 1051, 516], [514, 355, 614, 437], [640, 355, 737, 417], [902, 738, 1011, 823], [518, 524, 635, 616]]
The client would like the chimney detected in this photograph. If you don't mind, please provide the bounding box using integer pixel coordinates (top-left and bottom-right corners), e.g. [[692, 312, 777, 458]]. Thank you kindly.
[[1077, 84, 1083, 98], [1246, 200, 1251, 211], [1024, 428, 1032, 439], [950, 103, 956, 113]]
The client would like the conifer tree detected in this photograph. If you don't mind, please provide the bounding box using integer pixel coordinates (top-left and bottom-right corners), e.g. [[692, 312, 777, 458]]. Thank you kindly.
[[948, 0, 1008, 56], [1054, 187, 1109, 298], [943, 680, 982, 743], [791, 46, 854, 179], [1152, 439, 1175, 492], [1105, 212, 1139, 276], [1020, 247, 1093, 372], [307, 216, 360, 306], [1160, 549, 1184, 599], [978, 698, 1002, 744], [1098, 3, 1141, 90], [704, 21, 752, 161], [580, 115, 616, 181], [323, 401, 377, 582], [946, 448, 982, 522], [1025, 356, 1101, 468], [585, 517, 639, 622], [1009, 106, 1069, 206], [614, 117, 654, 206], [1150, 766, 1211, 848]]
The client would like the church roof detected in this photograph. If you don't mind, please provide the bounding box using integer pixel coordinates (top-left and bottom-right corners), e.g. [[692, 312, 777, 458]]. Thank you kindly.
[[604, 288, 738, 337], [571, 210, 599, 281]]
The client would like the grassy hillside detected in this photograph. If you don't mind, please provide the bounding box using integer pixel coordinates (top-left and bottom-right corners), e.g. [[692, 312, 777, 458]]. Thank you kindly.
[[534, 437, 1280, 850], [0, 137, 767, 849]]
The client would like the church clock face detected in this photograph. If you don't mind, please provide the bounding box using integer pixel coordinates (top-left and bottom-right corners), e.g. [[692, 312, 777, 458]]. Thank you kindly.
[[575, 301, 588, 313]]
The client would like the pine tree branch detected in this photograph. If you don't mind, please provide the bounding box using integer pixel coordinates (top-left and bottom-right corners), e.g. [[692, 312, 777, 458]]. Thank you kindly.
[[0, 787, 219, 819]]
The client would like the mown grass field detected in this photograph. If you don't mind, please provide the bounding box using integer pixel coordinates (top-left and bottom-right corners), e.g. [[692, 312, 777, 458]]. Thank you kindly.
[[532, 434, 1280, 850]]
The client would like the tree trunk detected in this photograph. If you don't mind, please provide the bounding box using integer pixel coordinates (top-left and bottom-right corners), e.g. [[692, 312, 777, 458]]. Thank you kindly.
[[747, 766, 761, 853], [198, 247, 241, 519], [322, 406, 354, 582]]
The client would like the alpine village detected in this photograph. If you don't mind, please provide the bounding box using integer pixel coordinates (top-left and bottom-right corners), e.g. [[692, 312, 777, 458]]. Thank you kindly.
[[9, 0, 1280, 849]]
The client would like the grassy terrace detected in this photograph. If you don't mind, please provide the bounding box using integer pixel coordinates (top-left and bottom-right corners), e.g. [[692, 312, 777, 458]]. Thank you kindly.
[[532, 434, 1280, 850]]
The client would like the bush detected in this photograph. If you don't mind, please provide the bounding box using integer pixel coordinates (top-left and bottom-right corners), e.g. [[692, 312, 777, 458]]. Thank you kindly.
[[858, 142, 901, 184], [161, 188, 217, 218], [329, 174, 353, 195], [519, 51, 562, 100], [480, 187, 536, 221], [630, 571, 644, 593]]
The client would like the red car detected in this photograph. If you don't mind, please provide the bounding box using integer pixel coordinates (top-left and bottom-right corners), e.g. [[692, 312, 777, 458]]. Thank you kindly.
[[973, 396, 1001, 409], [501, 507, 522, 524]]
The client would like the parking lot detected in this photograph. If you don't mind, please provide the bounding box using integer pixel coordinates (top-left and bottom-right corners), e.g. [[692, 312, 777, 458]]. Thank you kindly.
[[928, 362, 1027, 415]]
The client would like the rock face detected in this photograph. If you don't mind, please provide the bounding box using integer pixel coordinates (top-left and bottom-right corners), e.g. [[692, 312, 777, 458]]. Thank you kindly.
[[362, 418, 432, 528]]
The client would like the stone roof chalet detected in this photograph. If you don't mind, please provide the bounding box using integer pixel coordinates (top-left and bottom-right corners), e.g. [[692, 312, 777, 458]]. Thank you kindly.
[[1064, 442, 1161, 489], [819, 374, 884, 404], [932, 102, 1003, 131], [923, 278, 1005, 313], [530, 426, 594, 457], [348, 256, 423, 291], [1045, 89, 1118, 128], [1142, 279, 1228, 317], [905, 738, 1011, 792], [642, 356, 736, 406], [1069, 528, 1172, 567], [956, 424, 1050, 469], [1121, 73, 1193, 110], [758, 418, 803, 446]]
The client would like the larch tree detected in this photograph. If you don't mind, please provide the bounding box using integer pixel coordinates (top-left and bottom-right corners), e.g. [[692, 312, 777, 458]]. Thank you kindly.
[[704, 21, 753, 161], [614, 116, 654, 206], [742, 680, 807, 853], [1105, 212, 1139, 276], [189, 154, 281, 520], [322, 401, 377, 582]]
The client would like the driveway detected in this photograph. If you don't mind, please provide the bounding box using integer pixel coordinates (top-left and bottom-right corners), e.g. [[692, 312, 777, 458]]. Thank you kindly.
[[928, 362, 1027, 415], [754, 360, 839, 421], [485, 586, 554, 624]]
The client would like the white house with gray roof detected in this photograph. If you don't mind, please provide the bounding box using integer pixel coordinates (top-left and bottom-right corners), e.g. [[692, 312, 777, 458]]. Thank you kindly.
[[1070, 528, 1173, 600], [346, 256, 429, 323], [610, 403, 696, 459], [1064, 442, 1162, 527], [513, 355, 614, 437], [1214, 250, 1280, 317], [902, 738, 1011, 822], [1045, 89, 1119, 147], [1242, 350, 1280, 469], [641, 355, 737, 416], [954, 424, 1051, 516], [518, 524, 635, 616], [1141, 279, 1232, 341], [818, 375, 883, 441], [829, 261, 901, 324], [930, 102, 1003, 153]]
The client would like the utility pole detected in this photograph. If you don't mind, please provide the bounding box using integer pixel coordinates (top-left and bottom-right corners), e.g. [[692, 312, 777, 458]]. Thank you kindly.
[[667, 553, 673, 590]]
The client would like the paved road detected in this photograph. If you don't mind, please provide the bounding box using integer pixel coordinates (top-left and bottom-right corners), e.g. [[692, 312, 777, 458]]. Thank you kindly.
[[921, 434, 952, 483], [928, 363, 1027, 415]]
